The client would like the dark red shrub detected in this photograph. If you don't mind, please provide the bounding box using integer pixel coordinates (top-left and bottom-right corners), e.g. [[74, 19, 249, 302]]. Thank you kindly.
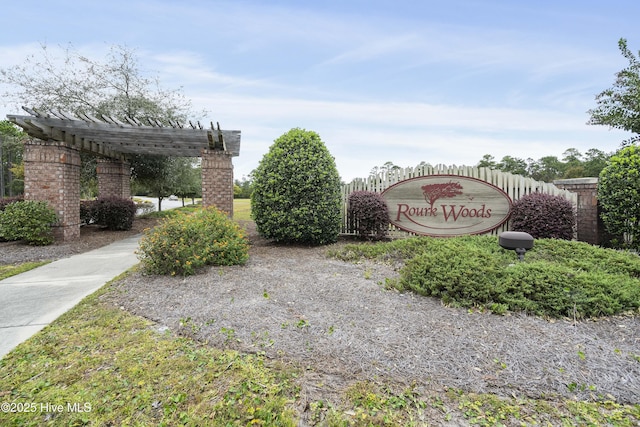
[[510, 192, 575, 240], [80, 200, 94, 225], [89, 197, 137, 231], [348, 191, 390, 239]]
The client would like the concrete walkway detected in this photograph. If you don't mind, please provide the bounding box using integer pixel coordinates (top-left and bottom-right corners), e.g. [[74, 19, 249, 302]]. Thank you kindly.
[[0, 235, 141, 359]]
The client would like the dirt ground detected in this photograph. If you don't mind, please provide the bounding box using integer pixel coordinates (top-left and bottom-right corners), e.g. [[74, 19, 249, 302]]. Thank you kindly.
[[2, 218, 640, 421]]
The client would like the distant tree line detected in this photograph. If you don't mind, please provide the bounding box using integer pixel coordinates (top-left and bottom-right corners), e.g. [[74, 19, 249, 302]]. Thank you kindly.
[[366, 148, 610, 183]]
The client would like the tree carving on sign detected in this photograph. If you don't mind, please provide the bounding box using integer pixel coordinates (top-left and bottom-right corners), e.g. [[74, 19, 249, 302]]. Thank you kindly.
[[422, 182, 463, 208]]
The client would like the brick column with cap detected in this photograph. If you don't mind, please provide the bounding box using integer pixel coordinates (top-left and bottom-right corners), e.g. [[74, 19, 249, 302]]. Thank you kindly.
[[97, 158, 131, 199], [554, 178, 601, 245], [23, 140, 81, 241], [201, 149, 234, 217]]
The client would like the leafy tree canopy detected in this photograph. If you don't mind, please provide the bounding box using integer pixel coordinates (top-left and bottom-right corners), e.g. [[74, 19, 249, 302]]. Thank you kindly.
[[588, 38, 640, 134], [0, 44, 203, 198], [0, 43, 199, 122]]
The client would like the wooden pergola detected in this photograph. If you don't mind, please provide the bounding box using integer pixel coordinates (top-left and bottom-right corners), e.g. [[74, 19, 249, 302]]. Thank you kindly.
[[8, 107, 241, 158], [7, 107, 241, 241]]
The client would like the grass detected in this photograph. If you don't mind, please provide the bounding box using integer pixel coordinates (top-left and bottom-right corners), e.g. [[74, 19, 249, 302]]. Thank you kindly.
[[233, 198, 252, 221], [0, 279, 638, 425], [0, 261, 50, 281], [1, 212, 639, 425], [0, 274, 299, 426]]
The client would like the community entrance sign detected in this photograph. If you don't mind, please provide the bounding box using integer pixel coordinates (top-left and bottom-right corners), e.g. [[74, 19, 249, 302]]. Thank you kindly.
[[381, 175, 512, 237]]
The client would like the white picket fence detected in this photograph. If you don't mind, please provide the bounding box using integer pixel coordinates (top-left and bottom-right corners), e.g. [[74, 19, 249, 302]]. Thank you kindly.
[[341, 164, 578, 237]]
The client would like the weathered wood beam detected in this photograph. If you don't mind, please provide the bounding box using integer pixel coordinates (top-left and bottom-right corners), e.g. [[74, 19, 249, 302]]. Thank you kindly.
[[7, 111, 241, 158]]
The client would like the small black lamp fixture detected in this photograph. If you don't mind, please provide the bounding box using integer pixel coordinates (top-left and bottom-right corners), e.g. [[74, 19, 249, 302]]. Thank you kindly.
[[499, 231, 534, 261]]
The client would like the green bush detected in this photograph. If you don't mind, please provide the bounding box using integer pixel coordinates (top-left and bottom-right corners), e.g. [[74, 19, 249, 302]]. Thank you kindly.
[[0, 200, 58, 245], [137, 207, 249, 276], [348, 191, 390, 240], [251, 128, 342, 245], [330, 235, 640, 318], [598, 144, 640, 249], [510, 192, 575, 239], [0, 195, 23, 211]]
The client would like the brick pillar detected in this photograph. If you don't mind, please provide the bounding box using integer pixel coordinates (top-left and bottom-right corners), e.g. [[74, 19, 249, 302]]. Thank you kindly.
[[97, 158, 131, 199], [554, 178, 600, 245], [201, 149, 234, 217], [23, 140, 81, 241]]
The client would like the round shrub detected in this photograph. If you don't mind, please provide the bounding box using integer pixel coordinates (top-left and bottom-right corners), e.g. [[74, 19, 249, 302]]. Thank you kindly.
[[348, 191, 390, 239], [90, 197, 137, 230], [510, 192, 575, 239], [0, 200, 57, 245], [137, 207, 249, 276], [598, 144, 640, 249], [251, 128, 342, 245]]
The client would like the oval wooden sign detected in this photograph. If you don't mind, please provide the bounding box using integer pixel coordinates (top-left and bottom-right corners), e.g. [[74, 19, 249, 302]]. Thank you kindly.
[[381, 175, 512, 237]]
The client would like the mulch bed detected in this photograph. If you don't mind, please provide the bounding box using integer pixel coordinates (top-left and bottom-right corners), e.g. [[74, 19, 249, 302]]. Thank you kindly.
[[103, 221, 640, 407]]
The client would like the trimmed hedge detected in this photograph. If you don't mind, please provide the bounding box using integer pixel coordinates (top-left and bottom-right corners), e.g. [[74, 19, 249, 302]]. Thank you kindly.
[[251, 128, 342, 245]]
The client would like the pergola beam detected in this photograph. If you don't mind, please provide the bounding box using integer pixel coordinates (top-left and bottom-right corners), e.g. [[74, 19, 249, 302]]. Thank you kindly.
[[7, 108, 240, 159]]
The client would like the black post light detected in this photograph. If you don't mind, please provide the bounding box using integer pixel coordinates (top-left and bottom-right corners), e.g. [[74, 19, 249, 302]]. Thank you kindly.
[[499, 231, 534, 261]]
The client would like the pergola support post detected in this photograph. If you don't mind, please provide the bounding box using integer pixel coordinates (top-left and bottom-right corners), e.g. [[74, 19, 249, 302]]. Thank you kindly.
[[201, 149, 234, 217], [97, 158, 131, 199], [23, 140, 81, 241]]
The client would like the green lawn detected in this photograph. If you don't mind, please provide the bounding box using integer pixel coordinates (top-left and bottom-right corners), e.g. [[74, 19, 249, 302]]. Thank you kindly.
[[233, 198, 251, 221]]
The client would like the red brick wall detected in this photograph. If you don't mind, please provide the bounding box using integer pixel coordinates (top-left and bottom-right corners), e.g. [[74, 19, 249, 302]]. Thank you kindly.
[[553, 178, 600, 245], [23, 141, 81, 241], [201, 149, 234, 217], [97, 159, 131, 199]]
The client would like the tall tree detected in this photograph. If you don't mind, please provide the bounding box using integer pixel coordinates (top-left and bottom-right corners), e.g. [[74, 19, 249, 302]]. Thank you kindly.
[[476, 154, 496, 169], [587, 38, 640, 134], [1, 44, 196, 121], [527, 156, 565, 182], [0, 44, 201, 196], [370, 161, 401, 177], [582, 148, 610, 177], [497, 155, 528, 176]]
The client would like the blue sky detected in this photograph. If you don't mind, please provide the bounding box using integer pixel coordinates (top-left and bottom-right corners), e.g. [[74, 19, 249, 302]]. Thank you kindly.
[[1, 0, 637, 181]]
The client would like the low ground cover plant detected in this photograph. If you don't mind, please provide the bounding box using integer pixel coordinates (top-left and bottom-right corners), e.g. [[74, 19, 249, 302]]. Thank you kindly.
[[0, 200, 57, 245], [330, 235, 640, 318], [137, 206, 249, 276]]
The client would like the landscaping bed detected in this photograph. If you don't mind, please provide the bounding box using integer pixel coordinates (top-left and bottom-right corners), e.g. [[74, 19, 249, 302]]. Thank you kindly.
[[104, 221, 640, 407]]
